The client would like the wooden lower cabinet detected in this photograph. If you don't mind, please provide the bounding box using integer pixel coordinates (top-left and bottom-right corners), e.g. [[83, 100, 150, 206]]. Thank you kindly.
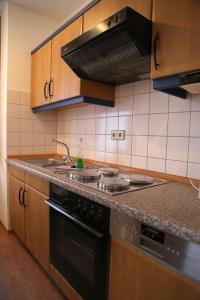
[[9, 175, 25, 244], [109, 238, 200, 300], [25, 185, 49, 273], [9, 171, 50, 273]]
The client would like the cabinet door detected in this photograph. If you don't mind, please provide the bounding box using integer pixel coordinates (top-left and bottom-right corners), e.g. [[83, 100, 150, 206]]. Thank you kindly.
[[50, 17, 83, 103], [151, 0, 200, 79], [83, 0, 152, 32], [9, 175, 25, 244], [31, 41, 51, 107], [25, 185, 49, 273], [109, 238, 200, 300]]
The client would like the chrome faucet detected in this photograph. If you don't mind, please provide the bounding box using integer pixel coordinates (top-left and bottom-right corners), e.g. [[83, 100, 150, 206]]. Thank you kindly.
[[51, 139, 72, 164]]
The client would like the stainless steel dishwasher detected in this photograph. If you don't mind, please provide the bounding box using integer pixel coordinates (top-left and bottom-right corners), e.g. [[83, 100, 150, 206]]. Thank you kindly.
[[110, 210, 200, 284]]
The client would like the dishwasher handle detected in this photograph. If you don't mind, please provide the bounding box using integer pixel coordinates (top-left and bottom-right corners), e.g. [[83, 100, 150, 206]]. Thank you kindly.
[[45, 199, 104, 239]]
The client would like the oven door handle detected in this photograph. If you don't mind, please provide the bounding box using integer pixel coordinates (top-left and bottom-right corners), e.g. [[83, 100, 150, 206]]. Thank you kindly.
[[45, 200, 105, 239]]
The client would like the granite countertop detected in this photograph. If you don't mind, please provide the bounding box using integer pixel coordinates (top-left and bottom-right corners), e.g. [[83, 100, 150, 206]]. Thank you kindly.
[[7, 158, 200, 245]]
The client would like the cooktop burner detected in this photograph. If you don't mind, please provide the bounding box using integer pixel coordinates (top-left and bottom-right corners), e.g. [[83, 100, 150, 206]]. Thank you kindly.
[[69, 169, 100, 182], [97, 177, 130, 192], [66, 166, 168, 196], [98, 167, 119, 176]]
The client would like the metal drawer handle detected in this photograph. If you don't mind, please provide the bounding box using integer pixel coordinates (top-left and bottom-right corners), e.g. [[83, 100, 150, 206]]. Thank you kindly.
[[18, 187, 23, 206], [48, 78, 54, 98], [153, 32, 160, 70], [44, 81, 48, 100]]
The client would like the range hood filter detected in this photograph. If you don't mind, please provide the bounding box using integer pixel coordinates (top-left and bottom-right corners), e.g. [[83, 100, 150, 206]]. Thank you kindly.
[[62, 7, 152, 86]]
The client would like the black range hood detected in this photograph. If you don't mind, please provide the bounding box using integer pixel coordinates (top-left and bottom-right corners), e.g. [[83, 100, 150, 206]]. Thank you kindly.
[[61, 7, 152, 85]]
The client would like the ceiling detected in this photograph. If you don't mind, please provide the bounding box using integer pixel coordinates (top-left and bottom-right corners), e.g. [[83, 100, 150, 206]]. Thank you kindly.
[[6, 0, 93, 22]]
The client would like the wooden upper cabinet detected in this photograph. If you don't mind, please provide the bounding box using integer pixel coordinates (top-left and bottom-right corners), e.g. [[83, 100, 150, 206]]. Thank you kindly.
[[83, 0, 152, 32], [31, 41, 51, 107], [50, 17, 82, 103], [151, 0, 200, 79], [109, 238, 200, 300]]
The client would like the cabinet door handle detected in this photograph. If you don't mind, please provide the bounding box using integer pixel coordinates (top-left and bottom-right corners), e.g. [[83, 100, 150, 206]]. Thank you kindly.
[[22, 189, 26, 207], [48, 78, 54, 98], [44, 81, 48, 100], [18, 187, 23, 206], [153, 32, 160, 70]]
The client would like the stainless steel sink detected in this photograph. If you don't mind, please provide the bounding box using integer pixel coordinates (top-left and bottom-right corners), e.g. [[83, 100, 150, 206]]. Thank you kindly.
[[20, 157, 66, 167]]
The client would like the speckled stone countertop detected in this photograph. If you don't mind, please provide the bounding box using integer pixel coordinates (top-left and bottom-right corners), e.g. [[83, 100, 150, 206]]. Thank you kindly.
[[7, 158, 200, 245]]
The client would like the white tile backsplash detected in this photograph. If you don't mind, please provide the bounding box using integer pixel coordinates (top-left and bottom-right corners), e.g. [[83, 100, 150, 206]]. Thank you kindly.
[[190, 112, 200, 137], [188, 138, 200, 163], [168, 112, 190, 136], [148, 136, 167, 159], [133, 114, 149, 136], [106, 116, 118, 134], [118, 96, 133, 116], [7, 90, 57, 154], [133, 93, 150, 114], [132, 136, 148, 156], [150, 92, 169, 114], [169, 95, 191, 112], [147, 158, 166, 172], [119, 115, 132, 135], [166, 160, 187, 177], [131, 156, 147, 169], [7, 85, 200, 179], [167, 137, 189, 161], [149, 114, 168, 136]]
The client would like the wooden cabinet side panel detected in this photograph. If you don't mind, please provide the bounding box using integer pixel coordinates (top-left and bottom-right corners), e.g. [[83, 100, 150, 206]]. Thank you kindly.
[[109, 238, 200, 300], [8, 175, 25, 244], [83, 0, 152, 32], [24, 172, 49, 196], [50, 17, 82, 103], [25, 185, 49, 273], [31, 41, 51, 107], [81, 79, 115, 101], [151, 0, 200, 78]]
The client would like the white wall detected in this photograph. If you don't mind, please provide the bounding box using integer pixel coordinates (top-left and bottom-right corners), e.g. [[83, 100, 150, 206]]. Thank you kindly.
[[0, 2, 59, 229], [7, 3, 59, 92], [0, 1, 8, 227]]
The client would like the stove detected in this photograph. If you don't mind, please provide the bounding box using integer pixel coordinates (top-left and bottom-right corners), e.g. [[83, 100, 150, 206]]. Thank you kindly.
[[66, 167, 168, 196]]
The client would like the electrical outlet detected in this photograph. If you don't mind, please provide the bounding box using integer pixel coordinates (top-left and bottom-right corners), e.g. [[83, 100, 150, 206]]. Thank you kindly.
[[117, 130, 125, 140], [111, 130, 117, 140]]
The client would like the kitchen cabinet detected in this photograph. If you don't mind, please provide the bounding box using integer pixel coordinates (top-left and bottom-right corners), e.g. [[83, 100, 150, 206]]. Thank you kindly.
[[9, 169, 49, 273], [83, 0, 152, 32], [31, 16, 114, 108], [109, 238, 200, 300], [151, 0, 200, 79], [9, 175, 26, 244], [31, 41, 51, 107], [50, 17, 82, 103], [25, 185, 49, 273]]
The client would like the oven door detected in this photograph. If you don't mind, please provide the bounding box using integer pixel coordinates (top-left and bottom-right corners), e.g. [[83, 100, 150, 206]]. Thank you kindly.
[[47, 201, 110, 300]]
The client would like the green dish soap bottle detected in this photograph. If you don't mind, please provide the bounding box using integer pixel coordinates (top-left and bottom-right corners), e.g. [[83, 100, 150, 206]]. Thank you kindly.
[[76, 137, 84, 169]]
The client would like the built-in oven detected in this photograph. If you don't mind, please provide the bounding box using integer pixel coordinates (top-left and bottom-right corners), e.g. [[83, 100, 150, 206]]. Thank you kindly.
[[45, 183, 110, 300]]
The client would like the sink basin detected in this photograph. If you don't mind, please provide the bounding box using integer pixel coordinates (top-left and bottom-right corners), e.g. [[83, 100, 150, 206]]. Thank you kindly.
[[20, 157, 66, 167]]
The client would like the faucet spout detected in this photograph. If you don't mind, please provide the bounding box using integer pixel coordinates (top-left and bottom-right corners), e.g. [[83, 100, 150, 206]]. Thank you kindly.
[[51, 139, 72, 164]]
